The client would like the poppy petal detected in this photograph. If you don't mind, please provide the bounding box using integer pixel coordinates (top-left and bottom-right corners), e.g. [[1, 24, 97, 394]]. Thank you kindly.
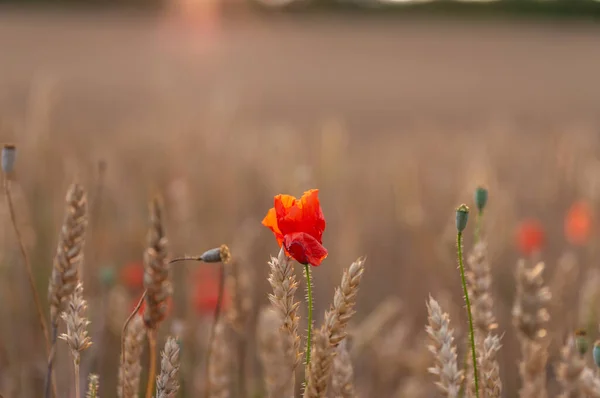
[[261, 207, 284, 246], [283, 232, 328, 266]]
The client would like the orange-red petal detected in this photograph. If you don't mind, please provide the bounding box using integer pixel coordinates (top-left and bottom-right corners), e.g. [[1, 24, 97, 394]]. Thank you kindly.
[[262, 207, 284, 246], [283, 232, 328, 266], [276, 190, 325, 243], [516, 219, 545, 256]]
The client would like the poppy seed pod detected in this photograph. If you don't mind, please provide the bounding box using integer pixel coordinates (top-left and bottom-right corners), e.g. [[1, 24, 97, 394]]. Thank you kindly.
[[1, 144, 16, 173], [200, 244, 231, 263], [456, 204, 470, 233], [575, 329, 589, 356], [594, 341, 600, 368], [474, 187, 488, 212]]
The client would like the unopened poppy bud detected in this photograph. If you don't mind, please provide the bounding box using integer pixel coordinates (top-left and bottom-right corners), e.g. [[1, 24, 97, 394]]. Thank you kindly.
[[200, 244, 231, 263], [594, 340, 600, 368], [456, 204, 470, 233], [2, 144, 16, 173], [474, 187, 488, 212], [99, 266, 116, 287], [575, 329, 588, 356]]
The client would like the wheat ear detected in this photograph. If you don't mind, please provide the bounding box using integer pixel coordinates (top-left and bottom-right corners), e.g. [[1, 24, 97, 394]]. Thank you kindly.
[[479, 333, 502, 398], [207, 321, 231, 398], [331, 340, 356, 398], [46, 183, 87, 398], [86, 374, 99, 398], [59, 282, 92, 398], [426, 296, 463, 398], [267, 247, 301, 393], [513, 260, 551, 398], [257, 307, 293, 398], [466, 240, 497, 338], [156, 336, 181, 398], [142, 197, 171, 398], [118, 314, 146, 398], [304, 257, 366, 397]]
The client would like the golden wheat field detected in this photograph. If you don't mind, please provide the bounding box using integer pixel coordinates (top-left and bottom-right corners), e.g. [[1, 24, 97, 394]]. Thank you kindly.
[[3, 7, 600, 398]]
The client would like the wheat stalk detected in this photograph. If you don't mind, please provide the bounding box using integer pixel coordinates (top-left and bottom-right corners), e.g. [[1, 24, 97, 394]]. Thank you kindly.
[[426, 296, 463, 398], [156, 337, 181, 398], [118, 314, 146, 398], [512, 260, 551, 398], [331, 340, 355, 398]]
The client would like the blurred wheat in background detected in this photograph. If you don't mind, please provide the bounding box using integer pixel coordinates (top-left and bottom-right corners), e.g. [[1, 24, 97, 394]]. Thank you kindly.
[[3, 2, 600, 397]]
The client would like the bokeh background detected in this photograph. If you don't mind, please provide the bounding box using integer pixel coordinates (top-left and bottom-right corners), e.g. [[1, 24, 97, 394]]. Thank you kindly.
[[2, 1, 600, 396]]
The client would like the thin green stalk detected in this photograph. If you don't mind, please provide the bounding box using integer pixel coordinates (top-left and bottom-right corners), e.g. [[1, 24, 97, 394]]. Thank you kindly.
[[457, 231, 480, 398], [304, 263, 313, 365]]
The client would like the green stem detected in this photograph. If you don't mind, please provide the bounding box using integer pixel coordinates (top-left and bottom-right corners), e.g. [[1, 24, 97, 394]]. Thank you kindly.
[[304, 263, 313, 365], [474, 210, 484, 244], [457, 231, 480, 398]]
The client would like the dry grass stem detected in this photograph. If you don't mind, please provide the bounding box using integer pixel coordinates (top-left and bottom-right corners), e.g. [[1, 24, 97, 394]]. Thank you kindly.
[[208, 321, 231, 398], [426, 296, 463, 398], [513, 260, 551, 398], [156, 336, 181, 398], [331, 340, 356, 398], [118, 314, 146, 398]]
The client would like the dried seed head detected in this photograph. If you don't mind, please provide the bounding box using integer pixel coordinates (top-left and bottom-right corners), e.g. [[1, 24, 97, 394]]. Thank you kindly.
[[456, 204, 469, 233], [474, 187, 488, 212], [59, 282, 92, 362], [49, 184, 88, 323], [143, 197, 171, 329], [200, 244, 232, 263], [1, 144, 16, 173]]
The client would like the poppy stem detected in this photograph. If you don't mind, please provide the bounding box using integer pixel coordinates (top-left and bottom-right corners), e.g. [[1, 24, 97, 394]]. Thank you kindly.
[[457, 231, 480, 398], [304, 263, 313, 366]]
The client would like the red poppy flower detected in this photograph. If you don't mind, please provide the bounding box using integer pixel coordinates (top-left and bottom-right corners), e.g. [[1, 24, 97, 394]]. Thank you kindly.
[[565, 200, 593, 246], [120, 261, 145, 291], [262, 189, 328, 266], [516, 219, 545, 256]]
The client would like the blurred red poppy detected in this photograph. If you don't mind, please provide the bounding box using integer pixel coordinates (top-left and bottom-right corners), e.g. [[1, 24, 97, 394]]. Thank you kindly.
[[262, 189, 328, 266], [516, 219, 545, 256], [565, 200, 593, 246], [192, 268, 230, 316], [120, 261, 145, 291]]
